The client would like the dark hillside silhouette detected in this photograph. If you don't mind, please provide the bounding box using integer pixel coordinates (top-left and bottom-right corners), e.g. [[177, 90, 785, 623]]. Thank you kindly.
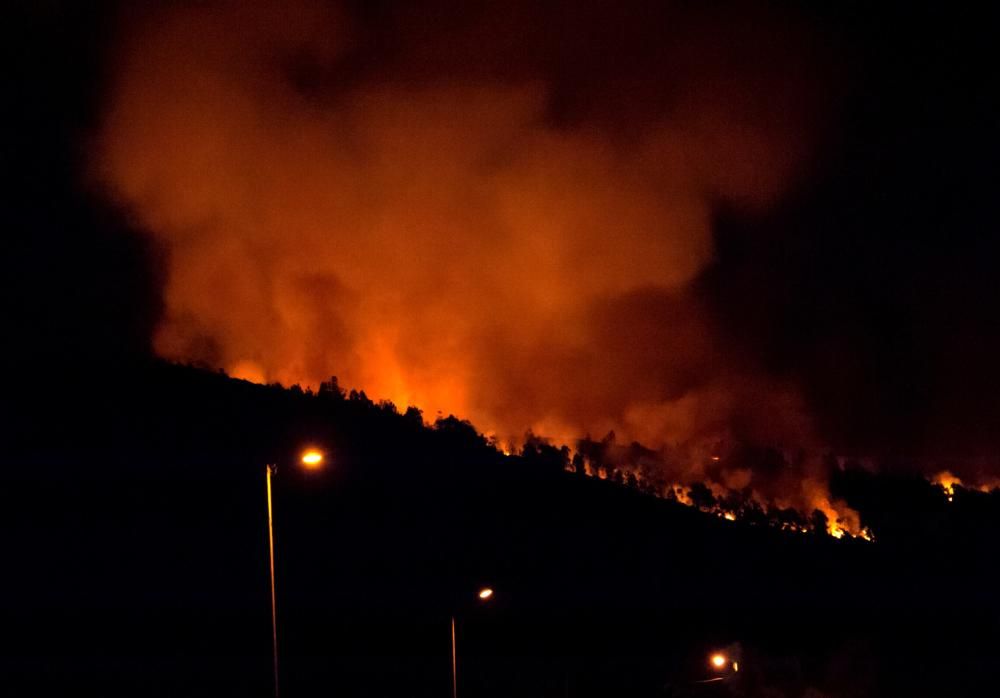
[[6, 360, 999, 696]]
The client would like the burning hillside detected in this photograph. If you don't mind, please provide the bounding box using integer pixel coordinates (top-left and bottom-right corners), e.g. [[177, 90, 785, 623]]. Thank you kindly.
[[94, 1, 843, 509], [518, 430, 872, 539], [90, 0, 1000, 532]]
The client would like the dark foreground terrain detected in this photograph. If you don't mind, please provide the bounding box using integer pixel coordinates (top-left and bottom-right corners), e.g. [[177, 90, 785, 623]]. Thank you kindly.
[[6, 361, 999, 697]]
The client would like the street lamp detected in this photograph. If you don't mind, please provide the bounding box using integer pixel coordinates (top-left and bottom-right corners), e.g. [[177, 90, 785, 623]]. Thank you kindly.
[[265, 448, 326, 698], [451, 587, 494, 698], [300, 449, 324, 469], [708, 650, 739, 674]]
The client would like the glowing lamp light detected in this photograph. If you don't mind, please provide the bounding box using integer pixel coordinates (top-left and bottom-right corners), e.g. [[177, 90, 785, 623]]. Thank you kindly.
[[301, 449, 324, 470], [710, 653, 727, 670], [478, 587, 494, 601]]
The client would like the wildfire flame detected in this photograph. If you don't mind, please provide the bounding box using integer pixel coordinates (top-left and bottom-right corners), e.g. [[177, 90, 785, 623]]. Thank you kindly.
[[95, 0, 876, 537], [930, 470, 1000, 502], [564, 448, 872, 540], [933, 471, 961, 502]]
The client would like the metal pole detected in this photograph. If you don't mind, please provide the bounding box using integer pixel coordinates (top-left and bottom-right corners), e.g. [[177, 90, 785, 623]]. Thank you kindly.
[[451, 615, 458, 698], [266, 464, 280, 698]]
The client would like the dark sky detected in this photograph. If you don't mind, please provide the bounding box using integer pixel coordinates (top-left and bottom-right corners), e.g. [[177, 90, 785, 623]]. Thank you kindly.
[[704, 3, 997, 463], [6, 1, 998, 475]]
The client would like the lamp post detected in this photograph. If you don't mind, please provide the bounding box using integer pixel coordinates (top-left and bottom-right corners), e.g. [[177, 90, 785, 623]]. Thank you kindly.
[[265, 448, 325, 698], [450, 587, 494, 698]]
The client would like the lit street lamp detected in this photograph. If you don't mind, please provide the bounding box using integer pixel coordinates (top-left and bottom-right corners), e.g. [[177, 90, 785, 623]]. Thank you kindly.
[[451, 587, 494, 698], [300, 449, 324, 469], [708, 650, 739, 673], [704, 649, 740, 678], [665, 646, 742, 692], [265, 448, 326, 698]]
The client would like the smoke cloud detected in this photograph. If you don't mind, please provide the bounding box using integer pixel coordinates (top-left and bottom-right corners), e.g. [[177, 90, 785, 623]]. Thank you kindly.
[[96, 1, 854, 519]]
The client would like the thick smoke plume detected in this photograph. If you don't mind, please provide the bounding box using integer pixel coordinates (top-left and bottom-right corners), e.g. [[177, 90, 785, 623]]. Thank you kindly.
[[96, 1, 858, 526]]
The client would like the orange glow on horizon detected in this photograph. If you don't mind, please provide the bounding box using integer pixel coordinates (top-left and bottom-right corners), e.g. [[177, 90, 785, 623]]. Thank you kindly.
[[229, 359, 266, 384]]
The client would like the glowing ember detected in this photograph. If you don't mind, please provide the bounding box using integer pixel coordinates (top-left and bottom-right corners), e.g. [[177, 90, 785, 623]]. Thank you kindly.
[[478, 588, 494, 600], [710, 653, 727, 669]]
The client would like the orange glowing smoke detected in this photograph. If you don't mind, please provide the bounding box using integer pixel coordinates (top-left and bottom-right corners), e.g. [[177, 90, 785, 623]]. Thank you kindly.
[[94, 1, 854, 522]]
